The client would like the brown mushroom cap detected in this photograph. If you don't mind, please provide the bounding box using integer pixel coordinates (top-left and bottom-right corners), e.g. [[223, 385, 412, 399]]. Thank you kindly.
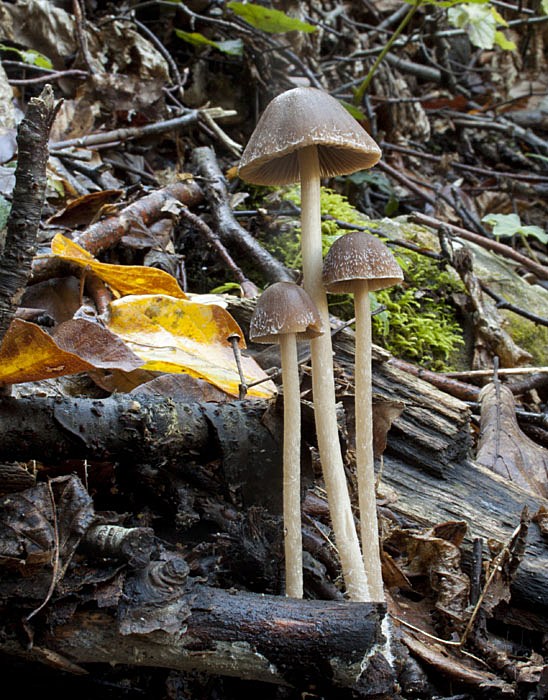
[[249, 282, 323, 344], [238, 87, 382, 186], [322, 231, 403, 294]]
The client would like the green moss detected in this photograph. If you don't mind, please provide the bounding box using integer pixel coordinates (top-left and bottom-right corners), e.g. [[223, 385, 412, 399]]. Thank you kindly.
[[287, 188, 465, 369], [245, 186, 466, 370], [503, 312, 548, 365]]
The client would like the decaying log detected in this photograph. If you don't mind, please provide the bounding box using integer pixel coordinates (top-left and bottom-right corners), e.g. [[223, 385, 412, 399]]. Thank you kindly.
[[0, 394, 284, 512], [0, 547, 391, 695], [1, 367, 547, 614]]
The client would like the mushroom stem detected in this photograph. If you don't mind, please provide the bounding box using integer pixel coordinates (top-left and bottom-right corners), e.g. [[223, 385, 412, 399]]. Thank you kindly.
[[354, 285, 385, 602], [298, 146, 370, 602], [279, 332, 304, 599]]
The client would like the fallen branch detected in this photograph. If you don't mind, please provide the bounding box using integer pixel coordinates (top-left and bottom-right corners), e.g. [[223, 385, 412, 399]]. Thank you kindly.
[[0, 85, 60, 342], [48, 108, 236, 151], [0, 549, 388, 693], [30, 180, 203, 283], [192, 146, 295, 284]]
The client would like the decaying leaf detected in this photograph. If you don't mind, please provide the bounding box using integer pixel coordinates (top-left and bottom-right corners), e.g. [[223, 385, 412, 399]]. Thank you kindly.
[[0, 475, 95, 600], [104, 294, 276, 399], [533, 505, 548, 537], [129, 373, 231, 402], [52, 318, 143, 370], [385, 521, 470, 622], [343, 394, 405, 458], [401, 631, 514, 694], [0, 318, 144, 386], [47, 190, 123, 228], [476, 382, 548, 498], [51, 234, 187, 298]]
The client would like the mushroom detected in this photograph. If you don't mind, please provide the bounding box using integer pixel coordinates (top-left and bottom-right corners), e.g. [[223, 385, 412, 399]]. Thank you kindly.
[[249, 281, 323, 598], [239, 87, 381, 601], [322, 231, 403, 601]]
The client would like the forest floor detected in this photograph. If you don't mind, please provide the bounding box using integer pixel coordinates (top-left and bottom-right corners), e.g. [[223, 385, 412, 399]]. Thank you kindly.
[[0, 1, 547, 699]]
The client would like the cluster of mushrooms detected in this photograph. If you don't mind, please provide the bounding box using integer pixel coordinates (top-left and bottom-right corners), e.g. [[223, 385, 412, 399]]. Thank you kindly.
[[238, 88, 403, 602]]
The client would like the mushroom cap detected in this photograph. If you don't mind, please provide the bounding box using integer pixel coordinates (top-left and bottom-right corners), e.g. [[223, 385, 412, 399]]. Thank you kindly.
[[238, 87, 382, 185], [249, 281, 323, 344], [322, 232, 403, 293]]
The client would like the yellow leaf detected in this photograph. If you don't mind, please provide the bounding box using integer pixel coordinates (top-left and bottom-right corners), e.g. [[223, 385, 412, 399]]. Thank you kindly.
[[51, 233, 187, 298], [105, 294, 277, 399], [0, 319, 95, 385]]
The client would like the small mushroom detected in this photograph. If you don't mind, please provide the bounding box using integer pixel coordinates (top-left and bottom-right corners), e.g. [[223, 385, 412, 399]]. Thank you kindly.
[[323, 231, 403, 601], [240, 87, 381, 601], [249, 281, 323, 599]]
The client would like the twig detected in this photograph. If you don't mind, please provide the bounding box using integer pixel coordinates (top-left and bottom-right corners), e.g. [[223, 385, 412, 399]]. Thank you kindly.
[[0, 85, 60, 343], [8, 69, 89, 85], [177, 205, 259, 298], [381, 142, 548, 183], [411, 212, 548, 281], [480, 282, 548, 327], [31, 180, 204, 284], [192, 146, 294, 284], [49, 108, 236, 151]]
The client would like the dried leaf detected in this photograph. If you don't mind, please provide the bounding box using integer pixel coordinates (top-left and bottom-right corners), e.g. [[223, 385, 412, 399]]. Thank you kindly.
[[0, 475, 95, 596], [0, 319, 96, 385], [130, 373, 231, 402], [104, 294, 277, 399], [52, 318, 143, 371], [51, 233, 187, 298], [476, 382, 548, 498], [386, 523, 470, 622], [402, 631, 513, 693], [47, 190, 123, 228]]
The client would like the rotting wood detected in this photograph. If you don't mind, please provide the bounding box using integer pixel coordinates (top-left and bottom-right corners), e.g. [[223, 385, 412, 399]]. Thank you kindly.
[[0, 549, 390, 695]]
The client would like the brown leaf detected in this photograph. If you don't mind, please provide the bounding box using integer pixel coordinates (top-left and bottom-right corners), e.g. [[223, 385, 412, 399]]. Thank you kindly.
[[0, 475, 95, 601], [130, 373, 231, 402], [52, 318, 143, 371], [47, 190, 123, 228], [402, 631, 513, 693], [386, 523, 470, 622], [476, 382, 548, 498]]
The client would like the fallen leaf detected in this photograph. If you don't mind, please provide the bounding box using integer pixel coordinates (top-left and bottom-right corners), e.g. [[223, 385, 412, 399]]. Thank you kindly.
[[130, 373, 231, 402], [104, 294, 277, 399], [0, 319, 96, 385], [47, 190, 123, 228], [52, 318, 143, 371], [51, 233, 187, 298], [476, 382, 548, 498]]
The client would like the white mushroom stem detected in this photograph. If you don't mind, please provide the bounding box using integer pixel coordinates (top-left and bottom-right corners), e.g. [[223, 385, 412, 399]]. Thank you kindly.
[[354, 284, 385, 602], [298, 146, 370, 602], [279, 332, 304, 599]]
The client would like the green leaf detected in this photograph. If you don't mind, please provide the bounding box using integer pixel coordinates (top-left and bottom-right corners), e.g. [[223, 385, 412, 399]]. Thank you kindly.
[[174, 30, 243, 56], [482, 213, 547, 243], [0, 43, 53, 69], [447, 4, 497, 49], [520, 226, 548, 244], [494, 30, 516, 50], [482, 212, 521, 237], [542, 0, 548, 14], [227, 1, 316, 33], [339, 100, 366, 120]]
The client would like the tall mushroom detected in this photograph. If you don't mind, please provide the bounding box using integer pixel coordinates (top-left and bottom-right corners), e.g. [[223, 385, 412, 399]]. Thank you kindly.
[[249, 281, 323, 599], [322, 231, 403, 601], [239, 87, 381, 600]]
